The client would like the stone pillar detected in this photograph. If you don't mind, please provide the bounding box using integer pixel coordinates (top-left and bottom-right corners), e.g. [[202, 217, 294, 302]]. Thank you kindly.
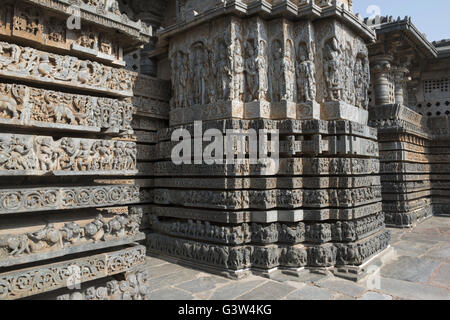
[[393, 67, 409, 106], [371, 55, 393, 106]]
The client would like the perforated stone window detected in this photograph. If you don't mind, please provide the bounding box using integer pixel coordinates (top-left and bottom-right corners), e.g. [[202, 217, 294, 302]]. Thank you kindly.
[[424, 78, 449, 93]]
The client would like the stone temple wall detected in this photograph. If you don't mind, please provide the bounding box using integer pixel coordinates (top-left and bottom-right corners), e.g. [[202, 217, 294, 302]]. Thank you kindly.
[[367, 16, 450, 228], [0, 0, 163, 300], [0, 0, 448, 300], [145, 0, 390, 281]]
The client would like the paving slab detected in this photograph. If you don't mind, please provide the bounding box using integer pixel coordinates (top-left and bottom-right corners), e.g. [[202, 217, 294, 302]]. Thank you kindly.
[[236, 281, 296, 300], [145, 256, 170, 267], [176, 276, 230, 294], [381, 256, 442, 283], [209, 279, 266, 300], [285, 285, 338, 300], [429, 263, 450, 288], [377, 277, 450, 300], [149, 269, 202, 292], [149, 287, 195, 300], [146, 262, 187, 279], [392, 239, 438, 257], [357, 291, 393, 300], [315, 278, 367, 297], [424, 242, 450, 261]]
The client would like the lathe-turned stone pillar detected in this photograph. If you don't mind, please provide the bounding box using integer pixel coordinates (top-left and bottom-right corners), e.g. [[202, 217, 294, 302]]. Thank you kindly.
[[371, 55, 394, 106]]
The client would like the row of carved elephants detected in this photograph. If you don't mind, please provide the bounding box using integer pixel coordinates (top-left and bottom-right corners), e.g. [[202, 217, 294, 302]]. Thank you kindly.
[[147, 231, 391, 270], [170, 19, 369, 110], [0, 134, 137, 173], [149, 212, 385, 245], [0, 211, 143, 259]]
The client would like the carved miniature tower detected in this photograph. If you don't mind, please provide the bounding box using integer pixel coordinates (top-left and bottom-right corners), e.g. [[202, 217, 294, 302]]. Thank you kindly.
[[147, 0, 391, 281]]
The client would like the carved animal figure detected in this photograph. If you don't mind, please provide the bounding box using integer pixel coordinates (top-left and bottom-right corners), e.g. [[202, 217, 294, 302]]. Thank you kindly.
[[84, 215, 106, 242], [38, 54, 53, 78], [0, 86, 24, 119], [0, 234, 30, 257]]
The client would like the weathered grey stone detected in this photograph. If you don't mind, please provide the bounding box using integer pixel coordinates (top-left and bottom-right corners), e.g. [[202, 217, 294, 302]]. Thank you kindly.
[[285, 286, 338, 300], [381, 256, 442, 283], [236, 281, 296, 300]]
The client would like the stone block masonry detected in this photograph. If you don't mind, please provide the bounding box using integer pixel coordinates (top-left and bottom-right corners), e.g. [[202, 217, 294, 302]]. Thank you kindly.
[[0, 0, 159, 300], [144, 0, 390, 280]]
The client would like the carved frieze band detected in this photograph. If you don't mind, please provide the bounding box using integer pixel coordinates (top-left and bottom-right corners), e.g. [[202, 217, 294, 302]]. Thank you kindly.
[[56, 269, 150, 300], [150, 212, 385, 245], [0, 41, 133, 97], [153, 187, 382, 210], [0, 1, 129, 66], [132, 75, 171, 101], [150, 202, 383, 224], [0, 210, 145, 267], [0, 83, 133, 133], [0, 134, 137, 175], [147, 230, 390, 271], [17, 0, 151, 40], [158, 119, 378, 142], [154, 158, 380, 176], [0, 244, 146, 300], [0, 185, 139, 215]]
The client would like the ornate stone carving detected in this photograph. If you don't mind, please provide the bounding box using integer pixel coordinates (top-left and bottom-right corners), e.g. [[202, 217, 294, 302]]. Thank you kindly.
[[56, 269, 150, 300], [0, 185, 139, 214], [0, 41, 133, 96], [0, 134, 137, 175], [0, 83, 133, 133], [0, 245, 145, 300], [0, 212, 143, 260]]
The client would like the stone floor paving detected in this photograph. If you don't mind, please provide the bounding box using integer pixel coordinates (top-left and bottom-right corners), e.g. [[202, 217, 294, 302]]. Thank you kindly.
[[145, 216, 450, 300]]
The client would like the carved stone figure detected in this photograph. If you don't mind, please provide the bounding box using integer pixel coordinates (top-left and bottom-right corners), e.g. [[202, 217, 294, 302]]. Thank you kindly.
[[296, 42, 316, 102], [245, 39, 259, 102], [216, 40, 232, 101], [270, 39, 284, 102], [324, 37, 343, 101], [232, 39, 245, 101]]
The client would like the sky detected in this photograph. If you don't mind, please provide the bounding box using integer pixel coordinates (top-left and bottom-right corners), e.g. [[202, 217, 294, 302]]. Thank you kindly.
[[353, 0, 450, 42]]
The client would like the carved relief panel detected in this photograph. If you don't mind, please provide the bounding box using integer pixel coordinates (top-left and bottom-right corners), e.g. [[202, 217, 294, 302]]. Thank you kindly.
[[0, 3, 13, 36], [12, 5, 43, 43]]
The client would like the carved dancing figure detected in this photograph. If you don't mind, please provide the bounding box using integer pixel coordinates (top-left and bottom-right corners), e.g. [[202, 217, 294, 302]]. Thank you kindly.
[[258, 40, 268, 101], [296, 42, 316, 102], [74, 141, 92, 171], [244, 39, 259, 102], [324, 37, 343, 101], [36, 137, 55, 171], [7, 136, 33, 170], [270, 40, 285, 102], [232, 39, 245, 101], [216, 41, 231, 101]]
